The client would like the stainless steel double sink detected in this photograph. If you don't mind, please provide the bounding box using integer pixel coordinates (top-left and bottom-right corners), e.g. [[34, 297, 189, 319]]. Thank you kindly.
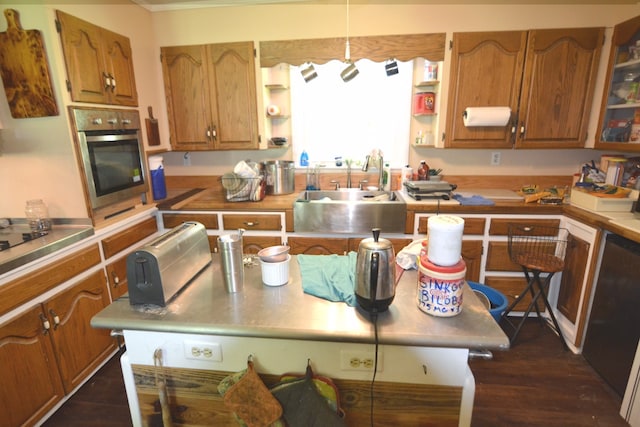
[[293, 189, 406, 234]]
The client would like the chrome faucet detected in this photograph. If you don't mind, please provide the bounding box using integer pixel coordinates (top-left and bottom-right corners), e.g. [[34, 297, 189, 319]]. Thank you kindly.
[[361, 153, 384, 190], [346, 159, 352, 188]]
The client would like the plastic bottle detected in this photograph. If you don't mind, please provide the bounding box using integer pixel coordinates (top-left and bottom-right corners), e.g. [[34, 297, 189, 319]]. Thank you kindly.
[[383, 163, 391, 191], [300, 150, 309, 167], [418, 160, 429, 181]]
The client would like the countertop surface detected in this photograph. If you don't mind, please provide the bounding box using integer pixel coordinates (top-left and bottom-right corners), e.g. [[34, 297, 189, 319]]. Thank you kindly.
[[0, 219, 94, 276], [156, 186, 640, 242], [92, 254, 510, 350]]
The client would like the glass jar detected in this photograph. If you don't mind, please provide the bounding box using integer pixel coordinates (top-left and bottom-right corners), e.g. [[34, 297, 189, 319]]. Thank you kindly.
[[25, 199, 52, 232]]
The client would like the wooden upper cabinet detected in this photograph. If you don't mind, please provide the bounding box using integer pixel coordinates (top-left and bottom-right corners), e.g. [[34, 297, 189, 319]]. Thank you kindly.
[[56, 10, 138, 107], [161, 42, 259, 151], [446, 28, 603, 149], [596, 15, 640, 152], [517, 28, 603, 148], [446, 31, 527, 148]]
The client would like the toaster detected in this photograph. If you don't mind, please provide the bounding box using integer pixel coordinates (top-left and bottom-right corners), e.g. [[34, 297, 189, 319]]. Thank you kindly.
[[127, 221, 211, 306]]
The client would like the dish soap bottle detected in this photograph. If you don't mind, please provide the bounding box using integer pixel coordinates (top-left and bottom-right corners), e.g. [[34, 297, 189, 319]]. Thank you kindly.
[[383, 162, 391, 191], [300, 150, 309, 167]]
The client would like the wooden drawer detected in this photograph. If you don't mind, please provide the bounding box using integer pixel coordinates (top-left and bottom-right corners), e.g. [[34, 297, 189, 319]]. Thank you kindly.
[[484, 276, 531, 312], [0, 244, 101, 316], [105, 255, 128, 300], [489, 218, 560, 235], [222, 214, 281, 231], [101, 216, 158, 259], [162, 213, 218, 230], [417, 216, 485, 235]]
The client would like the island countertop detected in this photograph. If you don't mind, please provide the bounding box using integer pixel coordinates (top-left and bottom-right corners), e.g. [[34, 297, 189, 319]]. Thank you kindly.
[[92, 254, 509, 351]]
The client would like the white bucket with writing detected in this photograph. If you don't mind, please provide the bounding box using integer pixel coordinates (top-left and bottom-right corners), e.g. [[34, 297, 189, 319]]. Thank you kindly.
[[417, 256, 466, 317]]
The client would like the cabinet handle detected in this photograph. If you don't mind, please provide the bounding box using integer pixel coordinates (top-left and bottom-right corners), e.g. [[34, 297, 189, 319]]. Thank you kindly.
[[109, 73, 116, 92], [39, 313, 50, 335], [519, 122, 526, 138], [49, 309, 60, 330], [103, 72, 111, 90], [244, 221, 258, 227], [211, 125, 217, 141], [111, 271, 120, 286]]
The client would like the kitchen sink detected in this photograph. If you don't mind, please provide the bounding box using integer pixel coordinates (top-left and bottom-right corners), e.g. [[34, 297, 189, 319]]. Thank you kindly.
[[293, 189, 406, 234]]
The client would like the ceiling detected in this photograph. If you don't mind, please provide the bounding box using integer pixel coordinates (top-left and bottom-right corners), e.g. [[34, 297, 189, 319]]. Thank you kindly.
[[131, 0, 640, 12]]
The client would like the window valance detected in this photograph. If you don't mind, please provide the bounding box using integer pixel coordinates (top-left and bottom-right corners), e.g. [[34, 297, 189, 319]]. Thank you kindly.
[[259, 32, 446, 67]]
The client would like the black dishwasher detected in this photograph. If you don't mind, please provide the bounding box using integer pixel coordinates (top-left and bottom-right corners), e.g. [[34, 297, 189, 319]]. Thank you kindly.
[[583, 233, 640, 397]]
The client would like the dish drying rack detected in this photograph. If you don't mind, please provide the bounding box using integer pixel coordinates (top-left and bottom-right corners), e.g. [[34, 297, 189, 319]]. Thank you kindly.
[[221, 175, 265, 202]]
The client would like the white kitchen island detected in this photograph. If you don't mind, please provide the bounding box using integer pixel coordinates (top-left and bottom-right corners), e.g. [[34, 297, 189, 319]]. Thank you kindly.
[[92, 254, 509, 427]]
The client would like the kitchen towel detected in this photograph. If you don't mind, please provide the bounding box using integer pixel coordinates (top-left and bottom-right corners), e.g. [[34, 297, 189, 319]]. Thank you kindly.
[[463, 106, 511, 127], [453, 194, 496, 206], [297, 253, 357, 306]]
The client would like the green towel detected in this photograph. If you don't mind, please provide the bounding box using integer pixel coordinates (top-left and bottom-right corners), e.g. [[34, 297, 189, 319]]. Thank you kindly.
[[297, 253, 357, 306]]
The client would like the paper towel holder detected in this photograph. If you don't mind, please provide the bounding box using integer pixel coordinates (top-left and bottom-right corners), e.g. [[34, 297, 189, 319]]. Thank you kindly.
[[462, 106, 512, 127]]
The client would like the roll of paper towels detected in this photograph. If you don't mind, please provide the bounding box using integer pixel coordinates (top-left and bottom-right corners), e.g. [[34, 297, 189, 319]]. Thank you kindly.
[[427, 215, 465, 266], [463, 106, 511, 127]]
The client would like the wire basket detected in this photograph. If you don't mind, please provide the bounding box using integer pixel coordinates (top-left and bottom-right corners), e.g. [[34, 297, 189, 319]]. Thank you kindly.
[[507, 225, 568, 272], [222, 176, 265, 202]]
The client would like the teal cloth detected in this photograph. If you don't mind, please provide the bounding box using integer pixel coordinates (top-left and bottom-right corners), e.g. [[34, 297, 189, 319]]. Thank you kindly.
[[297, 252, 357, 306]]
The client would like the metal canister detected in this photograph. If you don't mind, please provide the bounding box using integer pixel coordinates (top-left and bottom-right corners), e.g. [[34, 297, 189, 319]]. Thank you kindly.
[[263, 160, 295, 195]]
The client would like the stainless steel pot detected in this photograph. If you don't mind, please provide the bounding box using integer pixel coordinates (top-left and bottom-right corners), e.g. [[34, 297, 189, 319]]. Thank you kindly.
[[355, 228, 396, 313], [263, 160, 295, 195]]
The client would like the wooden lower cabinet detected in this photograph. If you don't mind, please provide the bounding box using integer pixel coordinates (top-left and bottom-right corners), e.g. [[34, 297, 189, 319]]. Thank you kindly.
[[243, 236, 283, 254], [484, 275, 531, 311], [288, 236, 350, 255], [105, 255, 129, 300], [556, 233, 590, 324], [0, 270, 115, 426], [461, 240, 482, 283]]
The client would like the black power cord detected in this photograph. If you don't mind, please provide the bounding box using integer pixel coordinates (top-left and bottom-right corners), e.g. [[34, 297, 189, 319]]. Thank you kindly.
[[369, 309, 379, 427]]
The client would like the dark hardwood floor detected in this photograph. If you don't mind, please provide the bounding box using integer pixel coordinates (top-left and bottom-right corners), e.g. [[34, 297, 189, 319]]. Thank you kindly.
[[42, 319, 629, 427]]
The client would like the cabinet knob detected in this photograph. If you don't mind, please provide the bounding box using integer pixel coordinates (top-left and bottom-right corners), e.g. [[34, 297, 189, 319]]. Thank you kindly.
[[111, 271, 120, 286], [39, 313, 50, 334], [49, 309, 60, 330]]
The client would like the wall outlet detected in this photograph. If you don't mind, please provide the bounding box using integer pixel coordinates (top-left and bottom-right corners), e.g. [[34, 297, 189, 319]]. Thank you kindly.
[[183, 152, 191, 166], [184, 340, 222, 362], [490, 151, 501, 166], [339, 350, 382, 371]]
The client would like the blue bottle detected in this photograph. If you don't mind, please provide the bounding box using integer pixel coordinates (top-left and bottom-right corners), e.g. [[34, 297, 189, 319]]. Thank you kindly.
[[300, 150, 309, 167]]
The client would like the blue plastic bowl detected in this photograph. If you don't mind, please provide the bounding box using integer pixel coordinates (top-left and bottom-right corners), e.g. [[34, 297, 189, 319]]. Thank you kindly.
[[468, 281, 508, 322]]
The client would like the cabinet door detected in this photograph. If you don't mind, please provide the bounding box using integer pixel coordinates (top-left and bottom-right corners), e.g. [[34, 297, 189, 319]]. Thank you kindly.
[[102, 28, 138, 106], [243, 236, 282, 254], [161, 44, 215, 150], [105, 255, 129, 300], [206, 42, 259, 150], [516, 28, 603, 148], [56, 10, 108, 104], [445, 31, 527, 148], [595, 15, 640, 152], [0, 306, 65, 427], [461, 240, 483, 283], [288, 237, 349, 255], [45, 270, 115, 393], [556, 232, 589, 324]]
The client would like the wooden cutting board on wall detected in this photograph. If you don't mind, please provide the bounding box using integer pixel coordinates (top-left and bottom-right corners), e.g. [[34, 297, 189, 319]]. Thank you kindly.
[[0, 9, 58, 118]]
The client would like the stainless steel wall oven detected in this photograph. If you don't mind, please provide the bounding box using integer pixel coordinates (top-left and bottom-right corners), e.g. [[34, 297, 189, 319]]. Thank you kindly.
[[69, 107, 148, 212]]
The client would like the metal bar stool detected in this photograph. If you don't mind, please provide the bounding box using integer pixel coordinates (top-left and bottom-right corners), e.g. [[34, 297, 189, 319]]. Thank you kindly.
[[499, 224, 568, 349]]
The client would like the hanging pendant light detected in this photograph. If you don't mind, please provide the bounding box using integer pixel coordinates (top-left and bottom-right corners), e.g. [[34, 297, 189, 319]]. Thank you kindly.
[[385, 58, 399, 76], [341, 0, 358, 82], [301, 62, 318, 83]]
